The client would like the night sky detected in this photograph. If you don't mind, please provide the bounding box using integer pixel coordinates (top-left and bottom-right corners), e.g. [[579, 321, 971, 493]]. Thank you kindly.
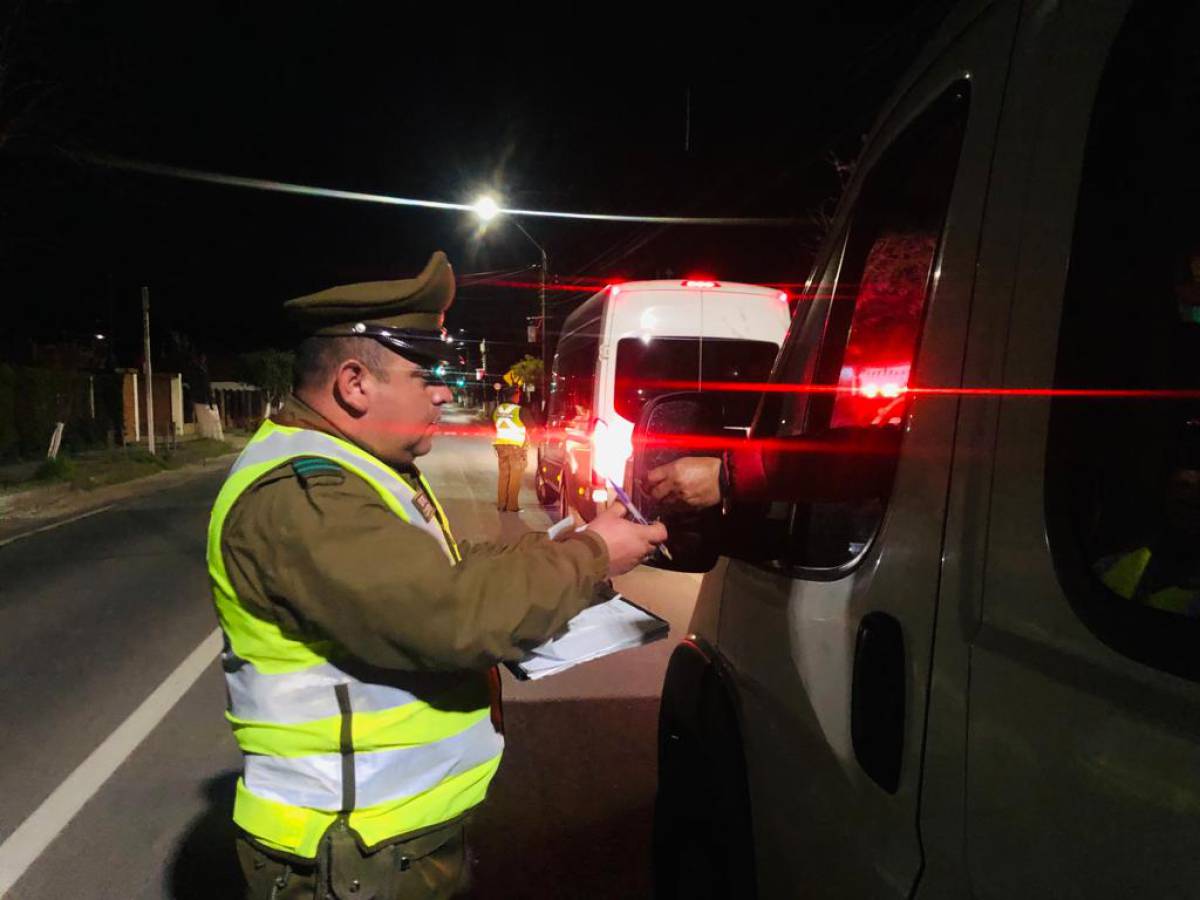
[[1, 1, 957, 375]]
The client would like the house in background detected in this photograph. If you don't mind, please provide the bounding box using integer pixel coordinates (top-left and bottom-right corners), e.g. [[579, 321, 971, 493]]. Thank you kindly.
[[118, 369, 185, 444], [210, 381, 267, 431]]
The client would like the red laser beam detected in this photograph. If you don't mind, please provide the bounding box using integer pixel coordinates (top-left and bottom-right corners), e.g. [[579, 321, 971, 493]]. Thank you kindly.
[[617, 379, 1200, 400]]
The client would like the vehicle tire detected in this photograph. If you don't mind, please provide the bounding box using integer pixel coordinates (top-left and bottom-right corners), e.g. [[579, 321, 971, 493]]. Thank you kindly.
[[653, 649, 756, 900], [557, 473, 571, 522], [536, 464, 559, 506]]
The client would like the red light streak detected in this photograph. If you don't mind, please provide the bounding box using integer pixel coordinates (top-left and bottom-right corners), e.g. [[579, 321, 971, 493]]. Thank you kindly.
[[429, 423, 497, 439], [423, 423, 898, 454], [617, 378, 1200, 400], [626, 432, 897, 454], [457, 276, 876, 301]]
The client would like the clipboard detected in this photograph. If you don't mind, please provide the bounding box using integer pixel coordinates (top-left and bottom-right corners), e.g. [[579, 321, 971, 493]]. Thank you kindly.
[[504, 591, 670, 681]]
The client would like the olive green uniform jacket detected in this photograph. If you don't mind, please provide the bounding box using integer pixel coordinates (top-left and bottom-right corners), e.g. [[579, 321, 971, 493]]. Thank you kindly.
[[219, 395, 609, 673]]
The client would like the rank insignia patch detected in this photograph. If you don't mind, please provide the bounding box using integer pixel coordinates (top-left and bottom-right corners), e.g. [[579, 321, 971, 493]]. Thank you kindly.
[[412, 492, 436, 522]]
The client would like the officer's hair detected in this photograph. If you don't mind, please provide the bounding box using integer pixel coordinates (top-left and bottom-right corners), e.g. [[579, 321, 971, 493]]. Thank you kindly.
[[293, 337, 394, 392]]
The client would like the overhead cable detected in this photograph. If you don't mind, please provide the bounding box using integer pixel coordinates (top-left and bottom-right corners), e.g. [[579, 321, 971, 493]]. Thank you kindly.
[[90, 155, 806, 227]]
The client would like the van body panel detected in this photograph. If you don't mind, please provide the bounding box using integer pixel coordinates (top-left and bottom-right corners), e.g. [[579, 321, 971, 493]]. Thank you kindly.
[[913, 7, 1057, 896], [699, 288, 793, 346], [709, 4, 1020, 896], [687, 555, 727, 645], [657, 1, 1200, 898], [963, 3, 1200, 896], [537, 307, 602, 512]]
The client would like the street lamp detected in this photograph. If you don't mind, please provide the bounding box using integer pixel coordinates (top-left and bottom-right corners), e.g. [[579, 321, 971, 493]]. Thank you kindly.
[[472, 195, 550, 409], [473, 195, 500, 222]]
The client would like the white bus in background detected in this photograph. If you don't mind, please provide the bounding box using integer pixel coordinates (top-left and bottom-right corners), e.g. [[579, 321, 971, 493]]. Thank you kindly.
[[536, 278, 791, 520]]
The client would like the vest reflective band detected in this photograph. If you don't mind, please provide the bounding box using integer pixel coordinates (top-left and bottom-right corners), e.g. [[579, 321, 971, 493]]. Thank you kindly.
[[1097, 546, 1200, 616], [207, 420, 502, 858], [492, 403, 526, 446]]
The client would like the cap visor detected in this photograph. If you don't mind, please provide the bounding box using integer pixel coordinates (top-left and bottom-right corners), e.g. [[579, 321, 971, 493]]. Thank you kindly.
[[378, 334, 464, 367]]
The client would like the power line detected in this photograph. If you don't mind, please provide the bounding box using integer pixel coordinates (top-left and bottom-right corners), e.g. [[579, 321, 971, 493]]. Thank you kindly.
[[458, 264, 540, 285], [88, 155, 808, 227]]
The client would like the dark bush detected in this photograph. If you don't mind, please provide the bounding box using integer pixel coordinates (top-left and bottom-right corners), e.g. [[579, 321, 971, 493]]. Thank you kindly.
[[0, 367, 124, 460], [0, 365, 16, 460], [34, 456, 76, 481]]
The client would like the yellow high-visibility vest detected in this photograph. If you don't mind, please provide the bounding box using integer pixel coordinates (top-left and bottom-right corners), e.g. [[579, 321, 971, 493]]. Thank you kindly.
[[492, 402, 527, 446], [1097, 546, 1200, 616], [207, 419, 502, 858]]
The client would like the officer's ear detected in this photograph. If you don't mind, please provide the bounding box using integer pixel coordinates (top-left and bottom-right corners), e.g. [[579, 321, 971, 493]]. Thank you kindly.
[[332, 358, 372, 416]]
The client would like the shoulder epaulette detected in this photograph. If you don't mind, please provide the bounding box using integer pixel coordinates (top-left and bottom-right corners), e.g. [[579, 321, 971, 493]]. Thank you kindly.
[[291, 456, 345, 486]]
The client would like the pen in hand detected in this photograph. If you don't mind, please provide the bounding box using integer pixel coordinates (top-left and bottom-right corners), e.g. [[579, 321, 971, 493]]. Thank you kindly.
[[605, 478, 674, 561]]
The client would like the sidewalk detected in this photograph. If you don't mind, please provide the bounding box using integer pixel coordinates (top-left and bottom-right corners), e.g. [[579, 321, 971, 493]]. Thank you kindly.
[[0, 436, 248, 543]]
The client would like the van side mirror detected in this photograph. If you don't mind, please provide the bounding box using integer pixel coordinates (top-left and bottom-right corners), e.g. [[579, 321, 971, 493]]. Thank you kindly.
[[631, 392, 729, 573]]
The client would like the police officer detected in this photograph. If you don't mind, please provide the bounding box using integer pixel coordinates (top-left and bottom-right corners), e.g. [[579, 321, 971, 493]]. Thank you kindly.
[[492, 386, 528, 512], [208, 251, 666, 899]]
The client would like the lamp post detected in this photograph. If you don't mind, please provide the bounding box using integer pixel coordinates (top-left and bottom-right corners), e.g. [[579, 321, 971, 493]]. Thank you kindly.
[[473, 196, 549, 410]]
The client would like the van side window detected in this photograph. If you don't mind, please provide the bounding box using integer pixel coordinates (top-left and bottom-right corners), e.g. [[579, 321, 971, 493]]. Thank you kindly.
[[1046, 2, 1200, 682], [743, 81, 970, 573], [550, 325, 600, 427]]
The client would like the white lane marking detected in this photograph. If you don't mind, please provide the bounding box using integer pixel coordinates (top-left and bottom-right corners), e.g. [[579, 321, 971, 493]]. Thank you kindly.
[[0, 628, 222, 896], [0, 505, 116, 548]]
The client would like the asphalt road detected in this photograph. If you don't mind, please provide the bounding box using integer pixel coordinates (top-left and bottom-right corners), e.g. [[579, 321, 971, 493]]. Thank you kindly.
[[0, 407, 701, 899]]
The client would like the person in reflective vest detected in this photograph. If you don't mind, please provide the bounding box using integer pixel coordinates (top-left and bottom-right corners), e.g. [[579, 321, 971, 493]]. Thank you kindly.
[[1096, 545, 1200, 616], [208, 251, 667, 899], [1094, 451, 1200, 618], [492, 387, 528, 512]]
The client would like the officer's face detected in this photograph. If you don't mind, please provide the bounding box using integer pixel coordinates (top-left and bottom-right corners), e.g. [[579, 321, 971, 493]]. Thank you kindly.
[[367, 353, 451, 463]]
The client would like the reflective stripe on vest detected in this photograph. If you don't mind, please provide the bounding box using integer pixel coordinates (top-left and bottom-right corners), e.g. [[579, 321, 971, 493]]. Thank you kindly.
[[224, 659, 422, 723], [492, 403, 526, 446], [207, 419, 501, 858], [244, 716, 501, 810], [228, 424, 460, 563]]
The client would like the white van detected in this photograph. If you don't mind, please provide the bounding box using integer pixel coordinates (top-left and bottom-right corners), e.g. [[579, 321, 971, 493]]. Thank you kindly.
[[638, 1, 1200, 898], [536, 279, 790, 521]]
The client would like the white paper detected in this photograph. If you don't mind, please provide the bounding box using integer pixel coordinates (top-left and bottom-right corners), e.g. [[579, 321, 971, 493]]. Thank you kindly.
[[510, 593, 667, 680]]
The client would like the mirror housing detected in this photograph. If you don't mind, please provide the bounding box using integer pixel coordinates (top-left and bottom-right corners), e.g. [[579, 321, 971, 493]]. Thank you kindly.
[[631, 392, 730, 573]]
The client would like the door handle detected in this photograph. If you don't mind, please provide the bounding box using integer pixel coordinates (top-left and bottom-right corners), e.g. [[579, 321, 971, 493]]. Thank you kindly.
[[851, 611, 905, 793]]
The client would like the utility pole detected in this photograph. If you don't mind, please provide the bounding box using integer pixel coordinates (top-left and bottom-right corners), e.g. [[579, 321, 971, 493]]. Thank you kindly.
[[538, 246, 548, 412], [684, 86, 691, 153], [142, 286, 156, 454], [516, 217, 552, 415]]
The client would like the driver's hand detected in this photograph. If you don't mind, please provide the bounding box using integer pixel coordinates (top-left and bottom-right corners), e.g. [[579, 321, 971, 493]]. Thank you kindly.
[[644, 457, 723, 510]]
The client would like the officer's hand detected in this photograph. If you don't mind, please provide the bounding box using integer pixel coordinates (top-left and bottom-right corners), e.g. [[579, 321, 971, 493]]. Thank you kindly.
[[644, 457, 723, 510], [588, 502, 669, 576]]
